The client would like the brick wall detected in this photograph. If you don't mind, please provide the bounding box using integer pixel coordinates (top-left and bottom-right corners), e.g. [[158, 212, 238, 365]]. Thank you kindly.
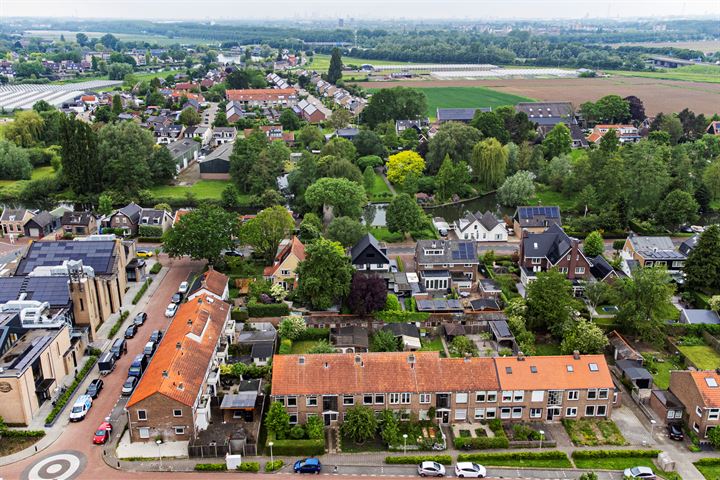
[[127, 393, 195, 443]]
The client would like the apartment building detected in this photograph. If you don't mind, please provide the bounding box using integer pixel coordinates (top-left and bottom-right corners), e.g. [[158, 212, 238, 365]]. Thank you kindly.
[[271, 352, 615, 426], [225, 88, 298, 108], [669, 370, 720, 440]]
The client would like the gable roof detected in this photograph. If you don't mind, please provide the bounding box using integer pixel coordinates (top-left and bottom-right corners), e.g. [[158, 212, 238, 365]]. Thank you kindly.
[[685, 371, 720, 408], [139, 208, 170, 225], [350, 233, 389, 265], [437, 108, 489, 122], [61, 211, 94, 226], [332, 325, 369, 349], [189, 269, 229, 299], [522, 224, 574, 264], [116, 202, 142, 223], [627, 235, 685, 260], [590, 255, 617, 281], [515, 102, 573, 125], [514, 206, 562, 228], [1, 208, 30, 222], [382, 323, 420, 339], [127, 294, 229, 407], [457, 211, 502, 233], [28, 211, 54, 228], [679, 235, 699, 256], [495, 354, 613, 391], [415, 239, 478, 265], [264, 237, 305, 277]]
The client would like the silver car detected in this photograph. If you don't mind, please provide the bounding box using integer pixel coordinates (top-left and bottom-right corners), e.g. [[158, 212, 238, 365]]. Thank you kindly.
[[417, 461, 445, 477]]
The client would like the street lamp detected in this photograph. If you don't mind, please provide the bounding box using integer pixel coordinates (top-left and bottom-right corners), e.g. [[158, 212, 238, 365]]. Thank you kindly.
[[156, 439, 163, 471], [538, 430, 544, 450], [268, 441, 274, 467], [403, 434, 408, 454], [650, 419, 657, 440]]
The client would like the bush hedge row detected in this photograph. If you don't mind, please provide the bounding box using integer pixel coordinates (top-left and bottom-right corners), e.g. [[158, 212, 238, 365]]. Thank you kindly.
[[266, 438, 325, 456], [149, 262, 162, 274], [571, 449, 661, 459], [696, 458, 720, 466], [194, 463, 227, 471], [138, 225, 163, 237], [45, 356, 98, 425], [374, 310, 430, 323], [247, 301, 289, 317], [237, 462, 260, 472], [458, 451, 569, 462], [108, 310, 130, 338], [296, 327, 330, 341], [132, 278, 153, 305], [385, 455, 452, 465], [231, 307, 249, 321], [1, 429, 46, 438], [265, 460, 284, 472]]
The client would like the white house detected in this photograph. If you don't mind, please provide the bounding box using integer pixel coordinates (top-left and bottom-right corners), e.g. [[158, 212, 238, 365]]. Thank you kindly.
[[454, 211, 507, 242]]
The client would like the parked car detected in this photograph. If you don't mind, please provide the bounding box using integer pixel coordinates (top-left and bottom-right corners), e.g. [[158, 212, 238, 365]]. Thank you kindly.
[[454, 462, 486, 478], [69, 395, 93, 422], [98, 352, 116, 376], [667, 424, 684, 441], [293, 458, 322, 474], [171, 293, 182, 304], [178, 281, 189, 293], [165, 303, 178, 317], [85, 378, 104, 399], [143, 341, 156, 357], [224, 249, 244, 257], [624, 466, 656, 479], [110, 338, 127, 359], [150, 330, 163, 343], [136, 249, 154, 258], [418, 461, 445, 477], [133, 312, 147, 326], [128, 354, 148, 378], [93, 421, 113, 445], [124, 324, 138, 339], [121, 376, 138, 396]]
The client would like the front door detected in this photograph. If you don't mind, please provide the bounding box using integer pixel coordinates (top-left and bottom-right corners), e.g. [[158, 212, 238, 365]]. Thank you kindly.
[[546, 407, 559, 421], [436, 410, 450, 425], [323, 412, 338, 425]]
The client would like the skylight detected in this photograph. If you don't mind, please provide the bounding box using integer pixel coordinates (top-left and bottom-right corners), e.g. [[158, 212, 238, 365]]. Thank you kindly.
[[589, 363, 599, 372], [566, 365, 574, 372], [706, 377, 718, 388]]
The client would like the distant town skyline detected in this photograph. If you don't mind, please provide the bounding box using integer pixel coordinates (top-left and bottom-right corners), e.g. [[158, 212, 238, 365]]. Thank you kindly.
[[2, 0, 718, 21]]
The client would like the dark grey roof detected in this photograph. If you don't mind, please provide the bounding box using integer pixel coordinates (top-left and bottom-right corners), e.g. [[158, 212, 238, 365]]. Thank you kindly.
[[201, 141, 234, 163], [1, 208, 28, 222], [437, 108, 489, 122], [421, 270, 451, 278], [680, 309, 720, 325], [336, 127, 359, 138], [443, 323, 465, 337], [416, 299, 463, 312], [652, 389, 683, 409], [251, 341, 274, 359], [62, 211, 94, 226], [0, 276, 71, 307], [469, 298, 501, 311], [167, 138, 199, 158], [628, 235, 675, 252], [220, 391, 258, 409], [16, 240, 117, 276], [237, 329, 276, 344], [679, 235, 699, 256], [28, 211, 54, 228], [415, 240, 478, 265], [515, 102, 573, 120], [350, 233, 389, 265], [479, 278, 501, 292], [489, 320, 513, 340], [616, 359, 653, 381], [522, 224, 573, 264], [333, 325, 369, 349], [140, 209, 169, 225], [590, 255, 615, 281], [514, 206, 562, 227], [382, 323, 420, 338], [117, 203, 142, 223]]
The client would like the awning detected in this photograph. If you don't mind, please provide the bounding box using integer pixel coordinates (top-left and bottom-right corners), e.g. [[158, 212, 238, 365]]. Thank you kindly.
[[35, 378, 55, 393], [220, 392, 258, 410]]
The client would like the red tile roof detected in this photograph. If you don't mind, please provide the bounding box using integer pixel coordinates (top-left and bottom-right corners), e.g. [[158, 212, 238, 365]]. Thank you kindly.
[[264, 236, 305, 278], [226, 88, 297, 102], [127, 294, 230, 407], [194, 269, 229, 298], [495, 355, 613, 391], [688, 371, 720, 408]]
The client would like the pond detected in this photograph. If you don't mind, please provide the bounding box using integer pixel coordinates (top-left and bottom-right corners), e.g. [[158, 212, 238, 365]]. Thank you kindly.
[[423, 192, 512, 224]]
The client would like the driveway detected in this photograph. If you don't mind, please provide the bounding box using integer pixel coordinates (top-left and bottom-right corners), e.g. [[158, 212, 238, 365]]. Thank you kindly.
[[202, 102, 218, 127]]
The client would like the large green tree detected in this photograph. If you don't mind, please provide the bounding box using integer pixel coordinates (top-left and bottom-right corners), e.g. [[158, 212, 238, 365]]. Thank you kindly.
[[179, 107, 201, 126], [327, 216, 366, 247], [0, 140, 32, 180], [542, 123, 572, 159], [341, 406, 378, 444], [58, 115, 104, 195], [561, 320, 608, 354], [497, 171, 536, 207], [265, 401, 291, 440], [583, 231, 605, 258], [361, 87, 427, 129], [435, 155, 470, 200], [97, 121, 155, 196], [426, 122, 483, 173], [471, 137, 508, 189], [526, 269, 581, 336], [471, 111, 510, 144], [296, 238, 354, 310], [229, 130, 268, 193], [4, 110, 44, 148], [386, 193, 425, 236], [305, 177, 366, 221], [163, 204, 240, 265], [614, 266, 675, 344], [327, 47, 343, 85], [656, 189, 699, 231], [239, 205, 295, 263], [684, 225, 720, 292]]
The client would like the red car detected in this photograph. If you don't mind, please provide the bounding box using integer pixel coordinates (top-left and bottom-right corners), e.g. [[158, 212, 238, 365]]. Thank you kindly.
[[92, 421, 113, 445]]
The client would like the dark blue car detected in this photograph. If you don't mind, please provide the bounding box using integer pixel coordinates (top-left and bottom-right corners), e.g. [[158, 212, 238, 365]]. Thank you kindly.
[[293, 458, 321, 474]]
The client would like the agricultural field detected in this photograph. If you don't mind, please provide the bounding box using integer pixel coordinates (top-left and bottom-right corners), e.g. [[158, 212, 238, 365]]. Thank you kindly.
[[612, 40, 720, 53], [309, 54, 418, 71], [357, 76, 720, 115], [24, 29, 208, 46], [606, 65, 720, 84]]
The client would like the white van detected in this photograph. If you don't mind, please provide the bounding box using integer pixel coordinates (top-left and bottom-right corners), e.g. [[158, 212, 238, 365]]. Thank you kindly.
[[69, 394, 93, 422]]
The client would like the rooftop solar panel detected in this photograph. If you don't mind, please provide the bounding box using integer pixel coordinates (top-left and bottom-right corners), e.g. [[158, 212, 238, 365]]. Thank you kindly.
[[16, 240, 116, 276]]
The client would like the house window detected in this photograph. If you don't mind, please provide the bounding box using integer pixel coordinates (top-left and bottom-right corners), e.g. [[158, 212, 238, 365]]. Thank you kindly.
[[401, 393, 411, 404], [289, 414, 298, 424], [500, 407, 511, 419], [474, 408, 485, 420], [375, 394, 385, 405], [455, 409, 467, 421], [281, 270, 290, 276], [137, 410, 147, 420], [175, 427, 185, 435], [596, 405, 607, 417], [693, 422, 700, 433], [559, 267, 568, 274], [530, 408, 542, 419], [513, 391, 524, 402], [485, 408, 496, 419], [420, 393, 431, 404], [307, 396, 318, 407], [587, 390, 597, 400], [456, 392, 468, 404], [598, 389, 609, 400], [275, 397, 285, 406], [585, 405, 596, 417], [567, 390, 579, 401], [696, 406, 703, 417], [363, 394, 373, 405], [487, 391, 497, 402], [287, 397, 297, 407], [233, 410, 245, 418], [173, 409, 182, 417], [502, 391, 513, 402], [566, 407, 577, 417], [389, 393, 400, 404], [139, 427, 150, 439], [709, 409, 720, 420], [343, 395, 354, 406], [531, 391, 544, 402], [512, 407, 523, 419], [575, 267, 585, 275], [531, 258, 541, 265], [476, 391, 486, 402]]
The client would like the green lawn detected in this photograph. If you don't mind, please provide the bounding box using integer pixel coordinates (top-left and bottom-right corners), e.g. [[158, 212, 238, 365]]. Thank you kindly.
[[309, 54, 416, 71], [678, 345, 720, 370], [644, 353, 683, 390], [458, 452, 572, 468], [369, 227, 404, 243], [0, 165, 56, 187], [573, 456, 656, 470], [695, 459, 720, 480], [413, 87, 533, 120], [533, 185, 579, 212], [366, 173, 394, 203], [534, 343, 562, 356], [148, 180, 251, 202], [563, 419, 626, 446], [419, 337, 444, 352], [607, 65, 720, 84], [290, 340, 324, 354]]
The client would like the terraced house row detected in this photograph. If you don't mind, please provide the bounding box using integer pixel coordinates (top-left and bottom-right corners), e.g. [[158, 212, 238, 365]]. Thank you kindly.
[[271, 351, 618, 426]]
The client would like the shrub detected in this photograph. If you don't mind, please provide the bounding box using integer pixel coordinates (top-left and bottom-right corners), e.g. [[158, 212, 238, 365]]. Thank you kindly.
[[149, 262, 162, 274], [385, 455, 453, 465], [108, 310, 130, 338], [290, 425, 306, 440], [374, 310, 429, 323], [305, 415, 324, 439], [571, 449, 661, 459], [453, 436, 509, 449], [248, 301, 289, 317], [696, 458, 720, 466], [279, 338, 293, 354], [237, 462, 260, 472], [264, 460, 284, 472], [132, 278, 153, 305], [231, 307, 249, 321], [266, 435, 325, 456], [296, 327, 330, 341], [458, 451, 569, 462], [195, 463, 227, 471], [138, 225, 163, 237], [0, 429, 46, 438], [384, 293, 402, 311], [45, 356, 98, 424]]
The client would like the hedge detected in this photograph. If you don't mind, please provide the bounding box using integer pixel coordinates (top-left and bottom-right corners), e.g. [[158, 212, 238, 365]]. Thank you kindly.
[[231, 307, 249, 321], [695, 458, 720, 466], [194, 463, 227, 471], [45, 356, 98, 425], [266, 437, 325, 456], [459, 451, 569, 462], [1, 429, 46, 438], [149, 262, 162, 274], [138, 225, 163, 237], [265, 460, 284, 472], [132, 278, 153, 305], [296, 327, 330, 341], [571, 449, 661, 459], [108, 310, 130, 338], [453, 436, 509, 449], [279, 338, 293, 354], [237, 462, 260, 472], [385, 455, 452, 465], [247, 301, 289, 317], [375, 310, 430, 323]]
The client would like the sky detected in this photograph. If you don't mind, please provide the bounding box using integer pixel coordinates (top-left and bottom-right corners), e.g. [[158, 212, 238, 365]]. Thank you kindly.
[[1, 0, 718, 21]]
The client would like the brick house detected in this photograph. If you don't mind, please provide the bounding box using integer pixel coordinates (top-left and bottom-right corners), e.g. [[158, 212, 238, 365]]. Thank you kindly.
[[225, 88, 298, 108], [518, 224, 593, 293], [263, 237, 305, 291], [512, 206, 562, 236], [414, 240, 478, 292], [1, 208, 34, 238], [270, 352, 615, 426], [187, 269, 230, 302], [109, 203, 142, 236], [125, 294, 232, 443], [622, 234, 686, 275], [669, 370, 720, 440], [61, 211, 98, 236]]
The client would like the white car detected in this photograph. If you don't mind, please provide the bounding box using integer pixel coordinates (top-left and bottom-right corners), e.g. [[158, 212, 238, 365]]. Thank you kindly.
[[623, 466, 656, 479], [164, 303, 178, 317], [178, 281, 189, 294], [69, 394, 93, 422], [417, 461, 445, 477], [454, 462, 486, 478]]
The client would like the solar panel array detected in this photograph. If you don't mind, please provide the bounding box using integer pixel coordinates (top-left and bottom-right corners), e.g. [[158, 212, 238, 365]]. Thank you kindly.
[[518, 206, 560, 219], [0, 276, 71, 307], [0, 277, 26, 303], [451, 242, 475, 260], [17, 241, 116, 276], [416, 299, 463, 311]]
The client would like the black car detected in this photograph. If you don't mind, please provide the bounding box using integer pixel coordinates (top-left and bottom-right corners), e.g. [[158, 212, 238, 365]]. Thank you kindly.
[[86, 378, 104, 398], [124, 324, 138, 339], [133, 312, 147, 326], [171, 293, 182, 304], [150, 330, 163, 343], [668, 424, 684, 441], [224, 250, 244, 257]]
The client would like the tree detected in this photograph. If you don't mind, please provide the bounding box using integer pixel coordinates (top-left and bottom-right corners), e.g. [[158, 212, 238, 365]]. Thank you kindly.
[[614, 266, 675, 344], [328, 108, 353, 131], [308, 340, 336, 354], [106, 62, 133, 80], [0, 140, 32, 180], [561, 320, 608, 354], [348, 273, 388, 316], [580, 95, 630, 125], [98, 193, 114, 216], [297, 125, 324, 149], [378, 410, 401, 446], [148, 145, 176, 184], [154, 203, 172, 212], [221, 184, 240, 209], [357, 155, 384, 171], [327, 47, 343, 85], [426, 122, 483, 173], [305, 177, 366, 222], [97, 121, 155, 195], [624, 95, 646, 122], [659, 115, 684, 145], [584, 281, 610, 311], [321, 137, 356, 162], [299, 212, 323, 242], [353, 130, 386, 158], [213, 110, 229, 128], [341, 406, 377, 444], [278, 316, 307, 340], [112, 94, 123, 115], [327, 216, 366, 247], [703, 161, 720, 201], [20, 178, 59, 211], [265, 401, 291, 440], [279, 109, 301, 131], [526, 269, 581, 336], [471, 138, 508, 189], [435, 155, 470, 200], [684, 225, 720, 292], [386, 193, 424, 236], [239, 205, 295, 263], [449, 336, 479, 357], [386, 151, 425, 188], [497, 171, 536, 207], [58, 115, 104, 195], [229, 130, 267, 193], [163, 204, 239, 265], [76, 32, 89, 46], [707, 426, 720, 449], [4, 110, 44, 148], [179, 107, 201, 126], [583, 231, 604, 258], [258, 189, 285, 208], [709, 295, 720, 312], [372, 329, 399, 352], [656, 189, 699, 231], [471, 111, 510, 144], [361, 87, 427, 129], [542, 123, 572, 159], [305, 415, 324, 439], [296, 238, 354, 310], [363, 165, 375, 191]]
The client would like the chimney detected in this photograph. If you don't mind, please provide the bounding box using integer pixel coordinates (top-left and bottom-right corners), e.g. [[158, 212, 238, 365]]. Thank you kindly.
[[517, 351, 525, 361], [407, 353, 416, 368], [573, 350, 580, 360], [464, 353, 471, 363], [187, 318, 192, 325], [354, 354, 363, 366], [323, 362, 329, 369], [162, 370, 168, 378], [176, 342, 181, 349], [298, 356, 305, 365]]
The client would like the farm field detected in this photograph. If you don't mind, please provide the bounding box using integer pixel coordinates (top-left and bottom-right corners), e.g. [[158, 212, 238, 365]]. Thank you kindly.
[[355, 76, 720, 115], [605, 65, 720, 84], [309, 54, 418, 71], [148, 180, 251, 203], [611, 40, 720, 53], [417, 87, 533, 119]]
